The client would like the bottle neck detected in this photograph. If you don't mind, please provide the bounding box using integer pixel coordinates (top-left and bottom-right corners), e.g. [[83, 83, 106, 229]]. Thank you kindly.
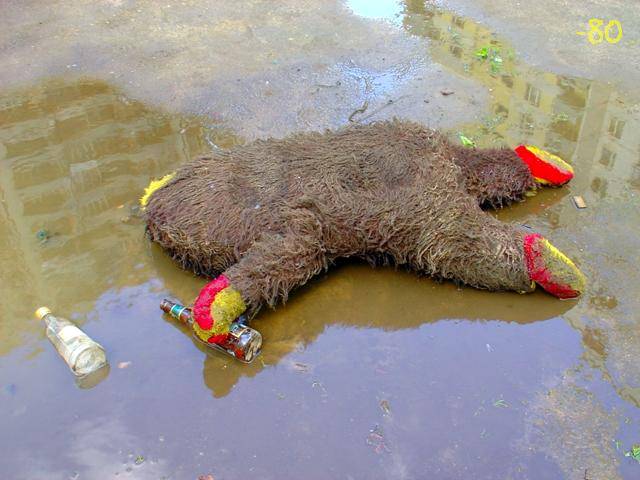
[[160, 300, 193, 325], [41, 313, 56, 328]]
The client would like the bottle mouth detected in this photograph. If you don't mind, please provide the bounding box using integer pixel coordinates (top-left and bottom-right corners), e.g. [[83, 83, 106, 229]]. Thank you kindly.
[[35, 306, 52, 320]]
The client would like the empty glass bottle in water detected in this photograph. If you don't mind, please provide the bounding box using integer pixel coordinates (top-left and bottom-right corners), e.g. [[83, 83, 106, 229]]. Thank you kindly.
[[160, 299, 262, 363], [35, 307, 109, 381]]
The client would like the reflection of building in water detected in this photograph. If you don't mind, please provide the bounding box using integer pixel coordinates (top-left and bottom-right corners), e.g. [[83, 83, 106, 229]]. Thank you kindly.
[[401, 3, 640, 419], [0, 79, 220, 355], [583, 92, 640, 198], [401, 4, 640, 200]]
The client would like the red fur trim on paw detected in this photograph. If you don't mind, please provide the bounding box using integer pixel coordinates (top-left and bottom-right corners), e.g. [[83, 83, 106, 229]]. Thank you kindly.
[[193, 275, 230, 330], [515, 145, 573, 186], [523, 234, 580, 299], [207, 333, 229, 344]]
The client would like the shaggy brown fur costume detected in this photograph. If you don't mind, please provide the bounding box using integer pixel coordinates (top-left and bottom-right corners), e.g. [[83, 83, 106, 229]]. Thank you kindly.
[[145, 120, 583, 323]]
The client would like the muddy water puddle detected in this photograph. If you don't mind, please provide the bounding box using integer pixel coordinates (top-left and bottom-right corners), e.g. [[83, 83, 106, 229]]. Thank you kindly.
[[1, 2, 640, 479]]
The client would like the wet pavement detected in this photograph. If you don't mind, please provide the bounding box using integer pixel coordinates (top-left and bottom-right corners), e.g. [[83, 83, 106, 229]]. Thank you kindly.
[[1, 1, 639, 479]]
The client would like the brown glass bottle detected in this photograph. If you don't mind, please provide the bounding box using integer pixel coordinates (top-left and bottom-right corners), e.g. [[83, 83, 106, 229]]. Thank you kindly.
[[160, 299, 262, 363]]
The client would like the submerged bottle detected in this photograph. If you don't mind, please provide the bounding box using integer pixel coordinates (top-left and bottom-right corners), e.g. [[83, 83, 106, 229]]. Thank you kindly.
[[35, 307, 109, 381], [160, 299, 262, 363]]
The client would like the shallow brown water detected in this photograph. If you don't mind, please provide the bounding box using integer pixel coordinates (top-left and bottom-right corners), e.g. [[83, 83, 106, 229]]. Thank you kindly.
[[1, 2, 640, 480]]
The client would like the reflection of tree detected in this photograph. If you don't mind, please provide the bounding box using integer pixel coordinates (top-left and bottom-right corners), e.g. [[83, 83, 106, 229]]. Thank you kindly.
[[0, 79, 232, 356]]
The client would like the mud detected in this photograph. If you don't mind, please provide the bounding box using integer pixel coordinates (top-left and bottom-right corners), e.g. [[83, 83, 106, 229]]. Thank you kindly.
[[1, 1, 639, 479]]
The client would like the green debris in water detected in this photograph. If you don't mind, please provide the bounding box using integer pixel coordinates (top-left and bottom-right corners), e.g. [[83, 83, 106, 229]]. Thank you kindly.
[[134, 455, 145, 465], [459, 133, 476, 148], [475, 46, 489, 60], [475, 45, 504, 74], [493, 398, 509, 408], [490, 56, 503, 74], [625, 444, 640, 463]]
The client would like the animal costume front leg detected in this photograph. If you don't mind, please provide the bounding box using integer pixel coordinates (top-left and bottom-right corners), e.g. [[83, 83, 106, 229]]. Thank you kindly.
[[192, 206, 328, 344], [453, 145, 575, 208]]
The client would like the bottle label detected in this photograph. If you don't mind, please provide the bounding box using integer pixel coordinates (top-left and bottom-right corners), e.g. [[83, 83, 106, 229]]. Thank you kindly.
[[170, 304, 188, 321], [59, 325, 85, 344]]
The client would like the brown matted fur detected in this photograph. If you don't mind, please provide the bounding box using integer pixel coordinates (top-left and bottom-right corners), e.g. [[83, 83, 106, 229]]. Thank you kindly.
[[145, 119, 537, 318]]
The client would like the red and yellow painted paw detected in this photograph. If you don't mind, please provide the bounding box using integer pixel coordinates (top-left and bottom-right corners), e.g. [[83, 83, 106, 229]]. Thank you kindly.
[[515, 145, 574, 186], [192, 275, 246, 344], [524, 234, 586, 299]]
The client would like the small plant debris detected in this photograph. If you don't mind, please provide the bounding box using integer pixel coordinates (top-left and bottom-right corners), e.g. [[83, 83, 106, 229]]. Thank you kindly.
[[459, 133, 476, 148], [493, 398, 509, 408], [489, 55, 503, 74], [475, 47, 489, 60], [366, 425, 391, 454], [625, 444, 640, 463], [134, 455, 145, 465], [475, 45, 504, 74], [379, 399, 391, 416], [292, 362, 309, 373], [348, 100, 369, 122]]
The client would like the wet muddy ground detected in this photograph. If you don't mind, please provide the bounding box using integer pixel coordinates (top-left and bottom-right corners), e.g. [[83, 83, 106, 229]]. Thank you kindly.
[[1, 1, 639, 479]]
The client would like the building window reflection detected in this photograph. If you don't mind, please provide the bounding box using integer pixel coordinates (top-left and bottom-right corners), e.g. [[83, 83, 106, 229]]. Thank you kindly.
[[452, 16, 466, 28], [599, 147, 617, 168], [591, 177, 608, 198], [525, 84, 541, 107], [519, 112, 534, 134], [608, 118, 625, 139]]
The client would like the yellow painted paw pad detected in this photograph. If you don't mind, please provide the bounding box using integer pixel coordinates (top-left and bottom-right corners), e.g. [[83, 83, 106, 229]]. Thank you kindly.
[[524, 234, 586, 298]]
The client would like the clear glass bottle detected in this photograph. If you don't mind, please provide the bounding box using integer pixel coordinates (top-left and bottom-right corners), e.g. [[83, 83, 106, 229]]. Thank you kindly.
[[160, 299, 262, 363], [35, 307, 109, 380]]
